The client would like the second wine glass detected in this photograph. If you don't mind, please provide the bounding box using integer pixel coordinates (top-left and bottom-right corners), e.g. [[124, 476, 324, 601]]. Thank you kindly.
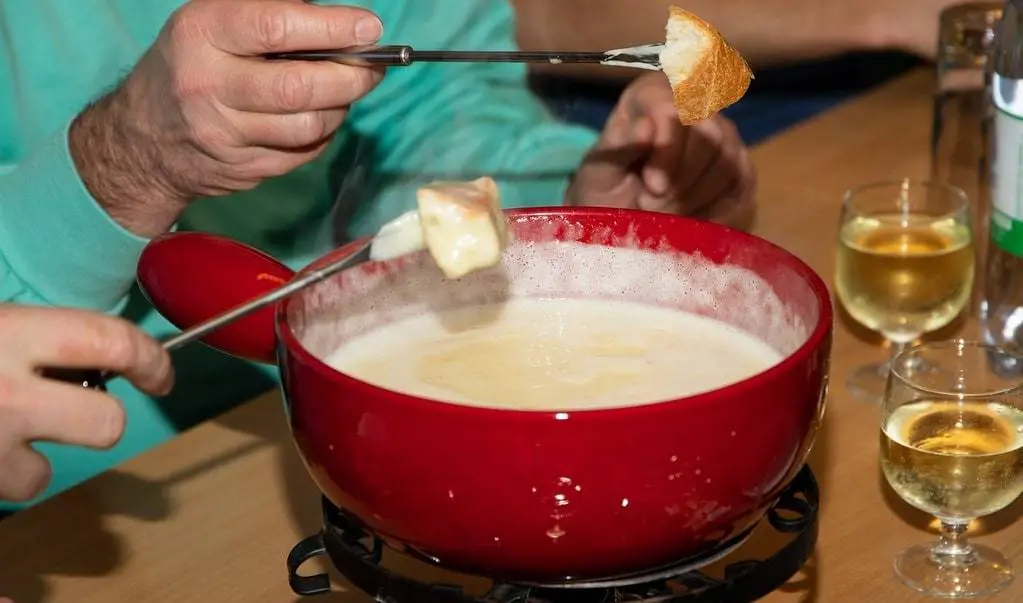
[[835, 179, 975, 402], [880, 340, 1023, 598]]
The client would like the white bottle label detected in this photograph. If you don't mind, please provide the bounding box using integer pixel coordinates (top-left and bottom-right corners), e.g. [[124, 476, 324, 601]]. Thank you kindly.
[[991, 73, 1023, 256]]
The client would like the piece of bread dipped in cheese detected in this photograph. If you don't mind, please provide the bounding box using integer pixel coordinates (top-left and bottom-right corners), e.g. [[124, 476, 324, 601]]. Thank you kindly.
[[659, 6, 753, 125], [416, 177, 510, 280]]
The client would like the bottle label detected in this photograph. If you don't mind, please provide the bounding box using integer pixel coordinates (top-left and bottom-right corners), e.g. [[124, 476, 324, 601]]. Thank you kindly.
[[991, 73, 1023, 257]]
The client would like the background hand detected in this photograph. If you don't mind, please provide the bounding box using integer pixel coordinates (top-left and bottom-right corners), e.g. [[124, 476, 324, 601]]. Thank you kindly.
[[567, 72, 756, 229], [71, 0, 386, 237], [0, 306, 173, 502]]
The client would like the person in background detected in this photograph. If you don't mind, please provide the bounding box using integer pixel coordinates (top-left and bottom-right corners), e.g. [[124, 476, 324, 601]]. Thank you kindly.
[[0, 0, 754, 512], [514, 0, 953, 140], [514, 0, 960, 76], [0, 306, 173, 503]]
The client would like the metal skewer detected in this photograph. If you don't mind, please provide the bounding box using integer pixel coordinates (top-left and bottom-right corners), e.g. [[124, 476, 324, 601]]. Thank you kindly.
[[267, 43, 665, 71]]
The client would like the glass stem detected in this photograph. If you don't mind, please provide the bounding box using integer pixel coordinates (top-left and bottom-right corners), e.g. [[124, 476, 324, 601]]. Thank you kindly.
[[885, 339, 911, 374], [932, 520, 978, 568]]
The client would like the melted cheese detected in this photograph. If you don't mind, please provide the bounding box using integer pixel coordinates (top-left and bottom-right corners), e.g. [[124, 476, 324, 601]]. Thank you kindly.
[[325, 298, 783, 411], [417, 177, 509, 279], [368, 177, 509, 279]]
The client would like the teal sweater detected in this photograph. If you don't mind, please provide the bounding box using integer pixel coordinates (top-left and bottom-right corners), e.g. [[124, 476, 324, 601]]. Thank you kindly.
[[0, 0, 598, 510]]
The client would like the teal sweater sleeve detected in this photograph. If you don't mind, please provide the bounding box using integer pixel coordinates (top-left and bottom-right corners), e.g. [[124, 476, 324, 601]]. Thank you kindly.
[[339, 0, 600, 239], [0, 121, 149, 311]]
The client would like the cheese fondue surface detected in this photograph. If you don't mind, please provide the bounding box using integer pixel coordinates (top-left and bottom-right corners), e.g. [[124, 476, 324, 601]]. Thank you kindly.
[[324, 297, 783, 411]]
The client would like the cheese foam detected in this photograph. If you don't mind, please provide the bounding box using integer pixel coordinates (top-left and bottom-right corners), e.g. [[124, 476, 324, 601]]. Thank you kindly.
[[325, 297, 783, 411]]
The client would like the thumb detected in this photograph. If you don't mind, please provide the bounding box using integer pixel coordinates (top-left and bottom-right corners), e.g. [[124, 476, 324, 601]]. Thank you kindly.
[[575, 115, 655, 197]]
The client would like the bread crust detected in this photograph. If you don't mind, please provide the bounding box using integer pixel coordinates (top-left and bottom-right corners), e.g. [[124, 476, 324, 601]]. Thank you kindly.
[[667, 6, 753, 125]]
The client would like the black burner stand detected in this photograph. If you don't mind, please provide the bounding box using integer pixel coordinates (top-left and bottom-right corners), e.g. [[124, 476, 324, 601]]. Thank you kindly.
[[287, 465, 818, 603]]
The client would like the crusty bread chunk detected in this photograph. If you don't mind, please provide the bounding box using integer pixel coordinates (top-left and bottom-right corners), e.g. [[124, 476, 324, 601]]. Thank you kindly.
[[659, 6, 753, 125], [416, 177, 510, 279]]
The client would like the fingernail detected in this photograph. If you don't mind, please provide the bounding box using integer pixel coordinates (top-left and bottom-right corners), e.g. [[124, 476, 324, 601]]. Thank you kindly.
[[356, 17, 383, 45]]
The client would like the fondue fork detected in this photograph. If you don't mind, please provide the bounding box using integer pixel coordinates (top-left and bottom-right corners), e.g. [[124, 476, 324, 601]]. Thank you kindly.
[[267, 43, 665, 71]]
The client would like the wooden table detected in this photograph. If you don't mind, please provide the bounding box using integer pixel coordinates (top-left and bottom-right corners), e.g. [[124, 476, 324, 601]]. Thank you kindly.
[[3, 68, 1021, 602]]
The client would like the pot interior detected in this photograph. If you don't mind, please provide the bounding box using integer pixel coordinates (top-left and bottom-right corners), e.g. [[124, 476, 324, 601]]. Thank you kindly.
[[285, 210, 820, 409]]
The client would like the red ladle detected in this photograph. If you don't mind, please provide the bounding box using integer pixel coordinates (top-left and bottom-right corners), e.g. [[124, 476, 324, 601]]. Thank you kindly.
[[136, 231, 365, 365], [43, 231, 301, 390]]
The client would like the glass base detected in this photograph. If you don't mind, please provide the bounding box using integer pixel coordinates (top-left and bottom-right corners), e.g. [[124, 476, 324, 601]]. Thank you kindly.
[[847, 349, 935, 403], [894, 542, 1014, 599], [846, 361, 889, 403]]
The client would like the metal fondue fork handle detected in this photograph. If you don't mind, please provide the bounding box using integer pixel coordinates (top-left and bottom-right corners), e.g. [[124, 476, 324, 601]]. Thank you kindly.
[[43, 243, 373, 392], [267, 43, 665, 70]]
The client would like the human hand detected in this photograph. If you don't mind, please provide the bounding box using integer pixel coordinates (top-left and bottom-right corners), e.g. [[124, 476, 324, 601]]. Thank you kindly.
[[0, 306, 173, 502], [566, 72, 756, 229], [70, 0, 386, 238]]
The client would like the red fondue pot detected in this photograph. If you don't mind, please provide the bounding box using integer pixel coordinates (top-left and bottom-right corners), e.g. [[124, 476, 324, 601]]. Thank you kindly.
[[138, 207, 832, 583]]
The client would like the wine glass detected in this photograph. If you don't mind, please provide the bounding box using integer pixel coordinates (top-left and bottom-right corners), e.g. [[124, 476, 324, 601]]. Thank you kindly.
[[880, 340, 1023, 598], [835, 179, 975, 402]]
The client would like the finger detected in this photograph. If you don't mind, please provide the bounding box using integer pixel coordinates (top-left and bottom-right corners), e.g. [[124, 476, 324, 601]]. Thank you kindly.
[[734, 143, 758, 205], [0, 307, 173, 396], [16, 380, 127, 449], [240, 141, 336, 181], [683, 127, 747, 215], [694, 147, 758, 228], [0, 445, 51, 502], [640, 113, 688, 197], [234, 108, 346, 149], [631, 114, 657, 146], [208, 1, 383, 56], [694, 188, 757, 229], [675, 119, 726, 188], [220, 58, 383, 114], [692, 194, 747, 228], [599, 102, 635, 148], [576, 114, 654, 197]]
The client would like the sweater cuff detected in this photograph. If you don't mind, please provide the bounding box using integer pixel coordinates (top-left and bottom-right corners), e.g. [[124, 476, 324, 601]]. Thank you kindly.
[[0, 121, 150, 311]]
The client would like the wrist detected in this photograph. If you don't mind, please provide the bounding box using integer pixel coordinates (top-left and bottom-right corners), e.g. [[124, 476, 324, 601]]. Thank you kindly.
[[69, 85, 187, 238]]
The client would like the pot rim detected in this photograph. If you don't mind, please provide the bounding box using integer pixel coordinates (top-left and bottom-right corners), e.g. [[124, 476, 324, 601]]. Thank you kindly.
[[275, 206, 833, 421]]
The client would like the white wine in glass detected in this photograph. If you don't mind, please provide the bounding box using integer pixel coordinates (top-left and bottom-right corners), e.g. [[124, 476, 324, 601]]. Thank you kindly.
[[880, 340, 1023, 598], [835, 180, 974, 402]]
